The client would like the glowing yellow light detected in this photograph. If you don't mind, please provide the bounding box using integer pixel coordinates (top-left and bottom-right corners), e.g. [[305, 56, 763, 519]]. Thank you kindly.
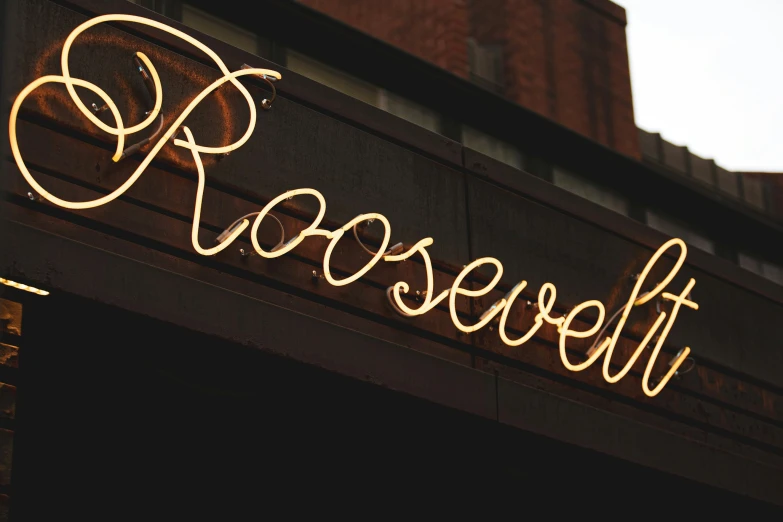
[[182, 127, 247, 255], [632, 238, 688, 307], [592, 310, 664, 383], [642, 278, 698, 397], [250, 189, 331, 259], [601, 238, 689, 384], [662, 292, 699, 310], [385, 238, 450, 316], [644, 347, 691, 398], [537, 283, 565, 328], [323, 214, 391, 287], [558, 300, 607, 371], [10, 14, 281, 209], [10, 13, 702, 398], [0, 278, 50, 296], [384, 238, 433, 263], [449, 258, 506, 333], [498, 281, 558, 347]]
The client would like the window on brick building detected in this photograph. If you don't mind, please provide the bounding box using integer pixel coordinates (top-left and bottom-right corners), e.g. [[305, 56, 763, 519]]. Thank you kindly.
[[181, 4, 260, 55], [461, 126, 523, 169], [286, 50, 378, 105], [377, 90, 441, 133], [467, 38, 504, 93], [645, 210, 715, 254], [286, 50, 442, 134], [738, 252, 783, 285], [552, 167, 630, 216]]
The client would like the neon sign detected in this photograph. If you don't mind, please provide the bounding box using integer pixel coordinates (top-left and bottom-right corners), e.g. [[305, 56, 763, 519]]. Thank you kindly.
[[9, 14, 698, 397]]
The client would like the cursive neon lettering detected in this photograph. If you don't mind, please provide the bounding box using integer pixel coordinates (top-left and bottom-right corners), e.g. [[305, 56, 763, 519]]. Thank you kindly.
[[182, 127, 247, 255], [537, 282, 565, 329], [449, 258, 506, 333], [323, 214, 391, 286], [559, 300, 608, 372], [498, 281, 560, 347], [384, 238, 451, 316], [9, 14, 700, 397], [601, 238, 689, 384], [250, 189, 331, 258], [642, 279, 698, 397]]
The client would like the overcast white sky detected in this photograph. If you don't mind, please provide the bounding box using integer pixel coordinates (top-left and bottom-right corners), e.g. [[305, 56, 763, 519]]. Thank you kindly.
[[614, 0, 783, 172]]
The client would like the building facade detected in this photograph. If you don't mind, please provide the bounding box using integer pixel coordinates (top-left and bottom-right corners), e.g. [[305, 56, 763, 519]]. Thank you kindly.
[[0, 0, 782, 518], [299, 0, 640, 158]]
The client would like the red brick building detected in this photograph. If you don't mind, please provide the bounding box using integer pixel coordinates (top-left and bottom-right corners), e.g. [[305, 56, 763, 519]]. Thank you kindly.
[[299, 0, 640, 158], [297, 0, 783, 236]]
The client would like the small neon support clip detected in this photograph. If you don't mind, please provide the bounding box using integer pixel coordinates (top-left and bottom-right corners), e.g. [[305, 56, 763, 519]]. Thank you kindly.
[[479, 298, 504, 323], [216, 212, 286, 257], [91, 102, 109, 114], [650, 348, 696, 389], [352, 220, 403, 258], [117, 52, 165, 161], [241, 64, 278, 109], [480, 299, 503, 332]]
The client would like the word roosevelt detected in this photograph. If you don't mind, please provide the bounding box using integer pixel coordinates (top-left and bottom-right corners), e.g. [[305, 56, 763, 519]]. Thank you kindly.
[[9, 14, 698, 397]]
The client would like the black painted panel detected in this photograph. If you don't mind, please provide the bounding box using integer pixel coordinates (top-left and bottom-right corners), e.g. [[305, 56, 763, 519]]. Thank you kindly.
[[8, 0, 471, 265], [466, 175, 783, 387]]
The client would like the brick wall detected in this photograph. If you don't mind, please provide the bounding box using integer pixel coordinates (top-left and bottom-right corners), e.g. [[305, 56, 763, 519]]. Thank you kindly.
[[299, 0, 640, 158], [299, 0, 470, 78]]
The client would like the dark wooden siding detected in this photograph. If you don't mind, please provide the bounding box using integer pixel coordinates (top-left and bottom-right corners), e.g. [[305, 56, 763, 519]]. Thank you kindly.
[[1, 0, 782, 509]]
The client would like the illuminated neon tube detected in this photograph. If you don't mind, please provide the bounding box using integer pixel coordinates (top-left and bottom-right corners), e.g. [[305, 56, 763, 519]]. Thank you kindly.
[[9, 14, 699, 398]]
